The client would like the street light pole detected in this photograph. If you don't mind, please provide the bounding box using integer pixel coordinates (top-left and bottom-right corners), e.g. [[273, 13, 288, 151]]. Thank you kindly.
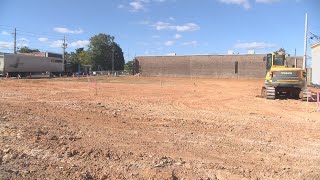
[[303, 13, 308, 70]]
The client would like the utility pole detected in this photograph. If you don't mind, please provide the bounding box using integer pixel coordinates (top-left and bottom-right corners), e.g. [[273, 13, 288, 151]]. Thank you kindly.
[[133, 58, 135, 75], [62, 35, 67, 71], [134, 53, 137, 75], [303, 13, 308, 70], [294, 48, 297, 68], [13, 28, 17, 54], [111, 37, 115, 75]]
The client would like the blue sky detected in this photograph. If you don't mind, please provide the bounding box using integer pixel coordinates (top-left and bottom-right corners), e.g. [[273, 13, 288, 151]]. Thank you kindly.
[[0, 0, 319, 62]]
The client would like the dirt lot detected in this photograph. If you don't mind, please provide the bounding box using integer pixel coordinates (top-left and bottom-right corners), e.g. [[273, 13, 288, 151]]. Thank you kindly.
[[0, 76, 319, 179]]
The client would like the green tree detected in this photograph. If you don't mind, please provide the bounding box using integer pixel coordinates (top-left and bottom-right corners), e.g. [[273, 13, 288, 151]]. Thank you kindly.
[[274, 48, 286, 55], [75, 48, 91, 65], [279, 48, 285, 52], [64, 48, 90, 72], [17, 46, 40, 53], [278, 48, 286, 53], [124, 60, 134, 74], [87, 34, 124, 71]]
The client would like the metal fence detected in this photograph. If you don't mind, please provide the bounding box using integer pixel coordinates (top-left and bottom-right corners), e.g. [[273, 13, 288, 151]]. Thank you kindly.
[[91, 70, 130, 76]]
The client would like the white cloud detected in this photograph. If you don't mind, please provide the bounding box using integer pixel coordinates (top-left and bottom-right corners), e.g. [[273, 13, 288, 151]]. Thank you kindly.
[[18, 38, 28, 42], [218, 0, 251, 9], [50, 40, 64, 48], [164, 41, 174, 46], [153, 21, 200, 32], [0, 41, 13, 50], [169, 17, 175, 21], [70, 40, 90, 48], [234, 42, 276, 49], [129, 0, 168, 12], [1, 31, 10, 36], [173, 34, 182, 39], [50, 39, 89, 48], [256, 0, 280, 3], [53, 27, 84, 34], [153, 21, 172, 30], [38, 37, 48, 42], [176, 23, 200, 32], [0, 40, 29, 50], [181, 41, 198, 47], [118, 4, 125, 8], [130, 1, 145, 11]]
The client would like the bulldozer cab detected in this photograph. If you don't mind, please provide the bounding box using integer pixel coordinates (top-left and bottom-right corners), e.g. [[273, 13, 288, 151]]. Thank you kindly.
[[264, 52, 286, 72]]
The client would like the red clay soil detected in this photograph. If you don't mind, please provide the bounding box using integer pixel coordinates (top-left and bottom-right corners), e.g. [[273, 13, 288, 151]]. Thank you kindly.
[[0, 76, 319, 179]]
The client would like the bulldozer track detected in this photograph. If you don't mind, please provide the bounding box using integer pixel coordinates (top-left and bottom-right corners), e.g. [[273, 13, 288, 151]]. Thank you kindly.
[[266, 86, 276, 100]]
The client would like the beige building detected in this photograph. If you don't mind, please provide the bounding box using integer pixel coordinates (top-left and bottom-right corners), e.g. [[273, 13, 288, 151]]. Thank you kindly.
[[311, 42, 320, 85]]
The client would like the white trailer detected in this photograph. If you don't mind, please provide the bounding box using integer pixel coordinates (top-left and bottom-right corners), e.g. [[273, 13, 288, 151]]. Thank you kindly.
[[0, 53, 64, 77], [0, 54, 4, 76]]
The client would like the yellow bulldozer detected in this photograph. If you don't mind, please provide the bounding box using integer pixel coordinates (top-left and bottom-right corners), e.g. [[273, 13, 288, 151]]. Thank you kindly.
[[261, 50, 310, 100]]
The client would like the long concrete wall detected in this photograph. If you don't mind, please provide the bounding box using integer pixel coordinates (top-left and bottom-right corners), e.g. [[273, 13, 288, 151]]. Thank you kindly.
[[135, 54, 303, 78]]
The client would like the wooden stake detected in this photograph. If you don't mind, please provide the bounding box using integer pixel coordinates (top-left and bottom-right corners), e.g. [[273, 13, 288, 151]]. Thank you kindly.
[[307, 92, 309, 113], [87, 74, 90, 96], [317, 92, 320, 112], [94, 76, 97, 96]]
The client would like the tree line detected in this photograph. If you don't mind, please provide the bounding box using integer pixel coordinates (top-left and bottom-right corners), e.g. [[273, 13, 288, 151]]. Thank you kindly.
[[18, 33, 128, 73], [65, 33, 125, 72]]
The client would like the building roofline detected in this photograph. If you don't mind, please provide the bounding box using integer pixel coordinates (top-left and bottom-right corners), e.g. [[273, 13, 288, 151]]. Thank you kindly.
[[136, 54, 267, 58], [311, 42, 320, 49], [136, 54, 303, 58]]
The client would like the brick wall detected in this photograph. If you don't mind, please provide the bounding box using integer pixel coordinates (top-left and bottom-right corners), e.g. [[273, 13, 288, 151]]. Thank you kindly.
[[135, 54, 303, 78]]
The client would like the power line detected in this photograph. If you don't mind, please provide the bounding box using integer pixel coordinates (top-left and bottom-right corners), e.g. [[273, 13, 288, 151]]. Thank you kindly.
[[1, 25, 90, 53], [16, 30, 64, 39], [16, 32, 87, 44], [0, 25, 17, 29], [310, 32, 320, 40], [0, 27, 15, 32], [1, 24, 89, 38], [2, 25, 89, 41], [1, 24, 79, 39]]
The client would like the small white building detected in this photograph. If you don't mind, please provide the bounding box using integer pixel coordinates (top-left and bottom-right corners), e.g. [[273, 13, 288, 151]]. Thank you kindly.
[[311, 42, 320, 85], [227, 50, 234, 55], [247, 50, 255, 54]]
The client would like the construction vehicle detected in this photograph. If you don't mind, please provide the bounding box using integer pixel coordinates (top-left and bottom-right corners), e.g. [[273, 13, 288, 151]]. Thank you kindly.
[[261, 50, 310, 100]]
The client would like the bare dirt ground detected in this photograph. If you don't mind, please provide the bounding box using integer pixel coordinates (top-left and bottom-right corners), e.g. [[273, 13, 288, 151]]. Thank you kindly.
[[0, 76, 319, 179]]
